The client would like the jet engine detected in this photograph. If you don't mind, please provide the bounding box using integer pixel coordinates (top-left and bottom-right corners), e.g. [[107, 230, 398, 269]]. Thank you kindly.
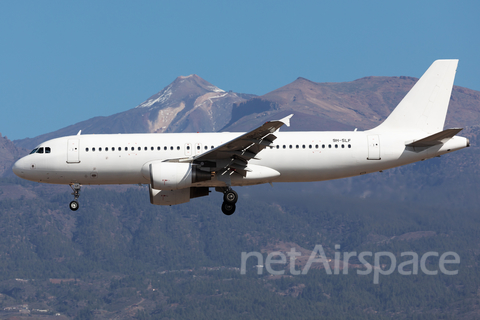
[[148, 162, 211, 190]]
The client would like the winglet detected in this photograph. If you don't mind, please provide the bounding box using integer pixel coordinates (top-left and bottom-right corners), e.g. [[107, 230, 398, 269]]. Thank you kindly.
[[77, 130, 82, 136], [279, 114, 293, 127]]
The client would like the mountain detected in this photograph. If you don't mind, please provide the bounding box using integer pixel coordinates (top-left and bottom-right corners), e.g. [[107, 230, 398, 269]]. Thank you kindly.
[[15, 75, 256, 150], [15, 74, 480, 151], [223, 76, 480, 132]]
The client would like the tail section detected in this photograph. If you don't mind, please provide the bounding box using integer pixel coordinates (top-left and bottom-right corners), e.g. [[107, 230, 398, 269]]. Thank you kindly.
[[374, 60, 458, 134]]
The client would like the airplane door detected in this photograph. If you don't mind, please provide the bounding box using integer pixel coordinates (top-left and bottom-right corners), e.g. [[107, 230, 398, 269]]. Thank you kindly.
[[67, 139, 80, 163], [367, 135, 381, 160]]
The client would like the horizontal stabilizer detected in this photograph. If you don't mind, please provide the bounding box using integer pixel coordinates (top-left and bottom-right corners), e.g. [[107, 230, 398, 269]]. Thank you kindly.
[[406, 128, 463, 148]]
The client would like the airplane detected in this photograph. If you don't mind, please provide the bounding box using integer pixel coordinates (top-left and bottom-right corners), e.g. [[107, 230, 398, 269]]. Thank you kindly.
[[12, 60, 469, 215]]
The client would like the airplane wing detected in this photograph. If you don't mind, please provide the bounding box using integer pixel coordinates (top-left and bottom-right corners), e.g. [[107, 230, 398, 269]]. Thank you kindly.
[[180, 114, 293, 176]]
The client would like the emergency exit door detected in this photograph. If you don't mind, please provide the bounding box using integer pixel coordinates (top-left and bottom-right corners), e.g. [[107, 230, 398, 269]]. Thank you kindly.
[[367, 135, 381, 160], [67, 139, 80, 163]]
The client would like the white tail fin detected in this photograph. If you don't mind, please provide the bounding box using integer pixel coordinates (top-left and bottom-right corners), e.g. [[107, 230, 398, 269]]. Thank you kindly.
[[374, 60, 458, 134]]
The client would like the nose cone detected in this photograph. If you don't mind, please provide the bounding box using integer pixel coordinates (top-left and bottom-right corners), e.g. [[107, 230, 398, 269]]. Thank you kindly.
[[12, 159, 25, 178]]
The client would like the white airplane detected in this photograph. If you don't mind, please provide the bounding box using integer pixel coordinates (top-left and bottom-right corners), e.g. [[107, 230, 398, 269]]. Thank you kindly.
[[12, 60, 469, 215]]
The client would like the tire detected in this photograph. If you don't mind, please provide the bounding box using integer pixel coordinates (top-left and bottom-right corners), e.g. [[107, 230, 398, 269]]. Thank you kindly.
[[69, 201, 79, 211], [221, 202, 236, 215], [223, 190, 238, 204]]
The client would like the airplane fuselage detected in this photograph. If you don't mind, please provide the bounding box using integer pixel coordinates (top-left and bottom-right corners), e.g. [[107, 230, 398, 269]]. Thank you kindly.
[[13, 130, 468, 187]]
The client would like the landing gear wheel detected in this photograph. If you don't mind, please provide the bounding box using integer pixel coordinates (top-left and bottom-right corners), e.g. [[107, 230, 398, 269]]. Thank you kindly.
[[69, 200, 79, 211], [69, 183, 81, 211], [223, 189, 238, 204], [221, 202, 236, 215]]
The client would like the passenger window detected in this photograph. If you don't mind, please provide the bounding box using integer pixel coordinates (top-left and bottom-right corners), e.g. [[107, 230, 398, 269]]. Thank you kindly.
[[341, 144, 344, 148], [302, 145, 305, 149], [296, 145, 299, 149], [99, 147, 102, 151], [328, 145, 331, 148], [211, 146, 214, 149], [276, 145, 280, 149], [289, 145, 292, 149], [164, 146, 167, 150], [151, 147, 154, 151], [86, 148, 89, 152], [144, 147, 147, 151], [187, 146, 190, 150], [157, 146, 160, 150], [335, 144, 338, 148], [125, 147, 128, 151], [204, 146, 208, 150], [197, 146, 200, 150], [112, 147, 115, 151], [105, 147, 108, 151], [131, 147, 134, 151], [348, 144, 351, 148], [138, 147, 141, 151], [170, 146, 173, 150], [45, 147, 51, 153], [93, 147, 96, 152], [283, 145, 286, 149], [322, 144, 325, 148], [37, 147, 44, 154], [177, 146, 180, 150], [309, 145, 312, 149]]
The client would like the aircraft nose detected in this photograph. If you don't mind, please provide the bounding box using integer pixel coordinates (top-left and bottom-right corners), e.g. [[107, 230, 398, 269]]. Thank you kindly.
[[12, 159, 25, 178]]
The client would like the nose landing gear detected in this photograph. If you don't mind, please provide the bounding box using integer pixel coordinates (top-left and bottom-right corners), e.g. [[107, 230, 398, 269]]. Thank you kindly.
[[69, 183, 81, 211]]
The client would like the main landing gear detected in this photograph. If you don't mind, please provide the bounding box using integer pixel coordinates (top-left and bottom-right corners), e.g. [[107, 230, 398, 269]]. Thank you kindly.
[[69, 183, 81, 211], [218, 187, 238, 215]]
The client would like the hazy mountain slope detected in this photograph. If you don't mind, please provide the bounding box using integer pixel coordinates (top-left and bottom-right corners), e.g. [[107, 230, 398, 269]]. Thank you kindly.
[[0, 163, 479, 319]]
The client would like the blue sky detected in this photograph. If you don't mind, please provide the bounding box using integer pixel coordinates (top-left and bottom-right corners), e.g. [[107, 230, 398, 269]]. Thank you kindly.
[[1, 1, 479, 140]]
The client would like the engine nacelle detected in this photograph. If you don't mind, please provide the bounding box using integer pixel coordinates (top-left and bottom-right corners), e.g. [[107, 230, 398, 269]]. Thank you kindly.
[[147, 162, 211, 190], [149, 186, 209, 206]]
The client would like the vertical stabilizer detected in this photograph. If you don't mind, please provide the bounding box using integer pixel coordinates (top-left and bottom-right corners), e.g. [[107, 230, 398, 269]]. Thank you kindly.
[[374, 60, 458, 134]]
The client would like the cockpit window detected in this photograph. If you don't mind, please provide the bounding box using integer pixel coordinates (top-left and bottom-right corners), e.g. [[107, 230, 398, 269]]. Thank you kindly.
[[29, 148, 38, 154], [37, 147, 44, 154], [45, 147, 51, 153]]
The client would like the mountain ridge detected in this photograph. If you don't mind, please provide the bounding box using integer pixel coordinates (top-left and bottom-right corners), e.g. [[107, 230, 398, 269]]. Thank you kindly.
[[13, 74, 480, 151], [14, 75, 256, 149]]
